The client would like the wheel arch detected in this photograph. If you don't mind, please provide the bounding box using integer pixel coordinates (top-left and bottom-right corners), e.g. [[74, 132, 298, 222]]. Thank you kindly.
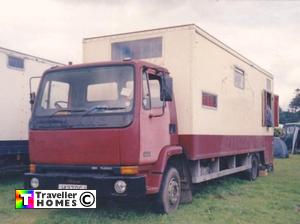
[[151, 145, 183, 174]]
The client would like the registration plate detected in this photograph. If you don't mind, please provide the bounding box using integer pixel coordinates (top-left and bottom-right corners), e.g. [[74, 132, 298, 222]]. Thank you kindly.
[[58, 184, 87, 190]]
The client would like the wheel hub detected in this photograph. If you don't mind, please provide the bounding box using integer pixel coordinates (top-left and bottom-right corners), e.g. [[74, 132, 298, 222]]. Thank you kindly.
[[168, 177, 179, 205]]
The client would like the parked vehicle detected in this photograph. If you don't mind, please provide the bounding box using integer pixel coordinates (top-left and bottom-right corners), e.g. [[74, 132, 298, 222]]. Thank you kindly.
[[273, 137, 289, 158], [0, 47, 62, 172], [24, 24, 278, 213], [281, 123, 300, 154]]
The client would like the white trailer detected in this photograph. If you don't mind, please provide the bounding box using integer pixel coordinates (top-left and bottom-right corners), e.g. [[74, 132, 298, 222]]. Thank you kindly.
[[0, 47, 63, 171]]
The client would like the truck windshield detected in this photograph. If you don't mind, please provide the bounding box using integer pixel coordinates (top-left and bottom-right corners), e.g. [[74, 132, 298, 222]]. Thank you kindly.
[[35, 65, 134, 117]]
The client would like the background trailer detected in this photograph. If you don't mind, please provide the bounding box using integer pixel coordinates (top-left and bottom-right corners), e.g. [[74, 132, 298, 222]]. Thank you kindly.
[[83, 24, 279, 167], [0, 47, 62, 171]]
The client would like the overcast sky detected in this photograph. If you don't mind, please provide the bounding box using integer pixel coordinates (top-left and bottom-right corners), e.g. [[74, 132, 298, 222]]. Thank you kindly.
[[0, 0, 299, 109]]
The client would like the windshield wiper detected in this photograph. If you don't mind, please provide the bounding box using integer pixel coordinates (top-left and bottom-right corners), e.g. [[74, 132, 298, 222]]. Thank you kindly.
[[82, 105, 127, 116], [50, 108, 86, 116]]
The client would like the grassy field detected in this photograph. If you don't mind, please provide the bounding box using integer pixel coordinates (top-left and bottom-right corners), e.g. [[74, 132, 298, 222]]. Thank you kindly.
[[0, 156, 300, 224]]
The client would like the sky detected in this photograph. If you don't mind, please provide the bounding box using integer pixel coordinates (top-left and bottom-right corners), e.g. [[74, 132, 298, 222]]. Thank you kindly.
[[0, 0, 299, 109]]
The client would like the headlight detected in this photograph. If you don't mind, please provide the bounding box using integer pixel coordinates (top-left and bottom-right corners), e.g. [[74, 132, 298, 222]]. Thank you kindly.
[[30, 177, 39, 189], [114, 180, 126, 194]]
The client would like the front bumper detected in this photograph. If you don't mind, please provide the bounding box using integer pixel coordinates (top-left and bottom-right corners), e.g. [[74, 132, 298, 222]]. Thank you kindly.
[[24, 172, 146, 198]]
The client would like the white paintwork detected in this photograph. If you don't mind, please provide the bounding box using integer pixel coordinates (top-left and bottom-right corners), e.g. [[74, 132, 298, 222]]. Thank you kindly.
[[0, 47, 63, 141], [82, 24, 274, 137]]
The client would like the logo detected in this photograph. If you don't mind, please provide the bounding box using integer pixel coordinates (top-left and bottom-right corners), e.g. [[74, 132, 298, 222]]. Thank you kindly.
[[16, 190, 34, 209], [79, 192, 96, 207], [15, 190, 96, 209]]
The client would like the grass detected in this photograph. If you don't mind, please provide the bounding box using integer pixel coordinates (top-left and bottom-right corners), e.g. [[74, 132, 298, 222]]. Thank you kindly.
[[1, 156, 300, 224]]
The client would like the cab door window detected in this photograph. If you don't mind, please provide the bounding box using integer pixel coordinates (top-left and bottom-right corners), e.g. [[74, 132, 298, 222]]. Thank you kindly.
[[142, 72, 151, 109], [149, 75, 163, 108], [142, 72, 163, 109]]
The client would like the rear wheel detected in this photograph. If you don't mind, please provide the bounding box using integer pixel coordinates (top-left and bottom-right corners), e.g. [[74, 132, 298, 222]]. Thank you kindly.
[[156, 166, 181, 214], [245, 155, 259, 181]]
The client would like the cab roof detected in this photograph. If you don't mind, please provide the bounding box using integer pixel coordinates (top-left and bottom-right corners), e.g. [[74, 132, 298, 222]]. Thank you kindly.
[[45, 60, 169, 74]]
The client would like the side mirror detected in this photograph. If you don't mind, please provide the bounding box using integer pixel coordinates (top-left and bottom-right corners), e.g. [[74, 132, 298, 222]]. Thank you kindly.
[[161, 76, 173, 102], [29, 76, 41, 110], [30, 92, 36, 104], [30, 92, 36, 110]]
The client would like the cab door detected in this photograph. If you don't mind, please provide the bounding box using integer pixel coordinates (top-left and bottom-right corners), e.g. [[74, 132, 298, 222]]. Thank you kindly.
[[139, 69, 171, 164]]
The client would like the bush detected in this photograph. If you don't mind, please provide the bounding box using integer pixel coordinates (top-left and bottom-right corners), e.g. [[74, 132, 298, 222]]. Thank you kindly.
[[274, 127, 283, 137]]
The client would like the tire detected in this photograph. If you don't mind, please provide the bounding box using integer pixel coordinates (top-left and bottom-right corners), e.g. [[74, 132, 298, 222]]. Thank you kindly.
[[156, 166, 181, 214], [244, 155, 259, 181]]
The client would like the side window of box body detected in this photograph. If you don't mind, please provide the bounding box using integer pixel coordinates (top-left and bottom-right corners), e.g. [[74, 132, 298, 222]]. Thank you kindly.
[[202, 92, 218, 109], [234, 67, 245, 89], [262, 89, 275, 127], [111, 37, 162, 60]]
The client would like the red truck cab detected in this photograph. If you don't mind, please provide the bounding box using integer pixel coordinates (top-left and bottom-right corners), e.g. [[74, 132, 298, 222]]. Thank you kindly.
[[25, 60, 181, 213]]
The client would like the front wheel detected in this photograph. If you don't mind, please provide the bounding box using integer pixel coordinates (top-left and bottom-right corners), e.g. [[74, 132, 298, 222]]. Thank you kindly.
[[156, 166, 181, 214]]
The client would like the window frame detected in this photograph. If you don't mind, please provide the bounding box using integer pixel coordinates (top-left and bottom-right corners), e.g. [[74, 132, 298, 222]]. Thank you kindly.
[[148, 75, 164, 109], [41, 80, 71, 110], [34, 64, 136, 117], [142, 70, 164, 110], [262, 89, 273, 127], [202, 91, 218, 110], [111, 37, 163, 60], [234, 66, 245, 89], [142, 71, 151, 110]]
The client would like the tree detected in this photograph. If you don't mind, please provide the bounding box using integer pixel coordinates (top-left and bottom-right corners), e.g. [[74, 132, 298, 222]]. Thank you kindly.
[[289, 88, 300, 111], [279, 110, 300, 124], [279, 89, 300, 124]]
